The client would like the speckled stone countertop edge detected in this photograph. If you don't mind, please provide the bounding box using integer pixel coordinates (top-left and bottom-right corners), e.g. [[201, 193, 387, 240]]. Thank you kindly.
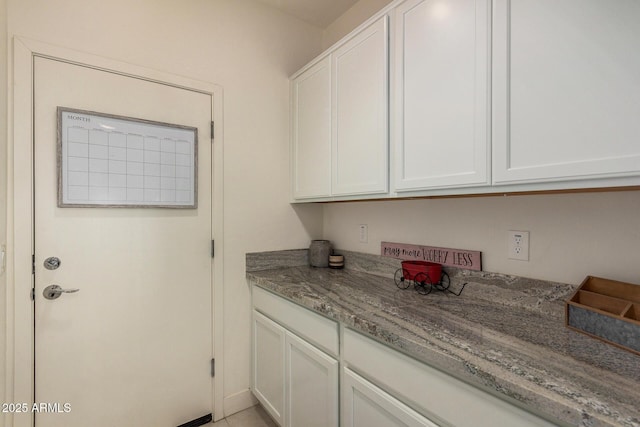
[[246, 250, 640, 427]]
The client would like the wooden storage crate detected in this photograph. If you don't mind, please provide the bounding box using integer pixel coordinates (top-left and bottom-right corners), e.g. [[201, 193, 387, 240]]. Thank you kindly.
[[566, 276, 640, 355]]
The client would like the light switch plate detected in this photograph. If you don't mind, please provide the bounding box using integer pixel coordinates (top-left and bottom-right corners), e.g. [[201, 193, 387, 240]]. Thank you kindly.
[[359, 224, 368, 243]]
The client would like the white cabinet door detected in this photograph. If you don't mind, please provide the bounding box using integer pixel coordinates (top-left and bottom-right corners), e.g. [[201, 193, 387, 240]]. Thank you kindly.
[[253, 291, 339, 427], [253, 311, 286, 426], [291, 56, 332, 199], [342, 368, 438, 427], [394, 0, 490, 191], [332, 16, 389, 196], [493, 0, 640, 185], [285, 332, 339, 427]]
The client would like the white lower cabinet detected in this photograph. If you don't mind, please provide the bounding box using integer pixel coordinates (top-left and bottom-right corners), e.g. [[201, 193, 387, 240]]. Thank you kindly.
[[252, 310, 339, 427], [343, 368, 438, 427], [252, 288, 339, 427], [286, 331, 339, 427], [343, 328, 557, 427], [252, 287, 558, 427], [252, 311, 286, 425]]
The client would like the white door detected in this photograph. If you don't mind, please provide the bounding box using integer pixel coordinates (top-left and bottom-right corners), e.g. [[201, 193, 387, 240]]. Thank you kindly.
[[33, 57, 214, 427]]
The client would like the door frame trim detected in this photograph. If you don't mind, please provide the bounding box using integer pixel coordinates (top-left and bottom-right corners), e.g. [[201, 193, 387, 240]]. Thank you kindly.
[[6, 36, 225, 426]]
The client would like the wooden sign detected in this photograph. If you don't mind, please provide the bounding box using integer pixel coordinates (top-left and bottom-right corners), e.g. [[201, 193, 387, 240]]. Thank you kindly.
[[381, 242, 482, 271]]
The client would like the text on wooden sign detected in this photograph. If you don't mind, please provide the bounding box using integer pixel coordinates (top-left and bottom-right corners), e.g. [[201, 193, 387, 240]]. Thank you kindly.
[[381, 241, 482, 271]]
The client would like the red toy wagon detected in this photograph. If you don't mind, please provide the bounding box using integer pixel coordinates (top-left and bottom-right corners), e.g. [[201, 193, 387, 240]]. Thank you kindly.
[[394, 261, 450, 295]]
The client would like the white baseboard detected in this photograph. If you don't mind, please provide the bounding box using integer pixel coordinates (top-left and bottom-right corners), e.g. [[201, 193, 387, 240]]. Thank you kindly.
[[223, 388, 258, 418]]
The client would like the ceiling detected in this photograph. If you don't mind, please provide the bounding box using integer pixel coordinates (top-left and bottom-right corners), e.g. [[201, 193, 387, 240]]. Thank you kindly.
[[254, 0, 361, 28]]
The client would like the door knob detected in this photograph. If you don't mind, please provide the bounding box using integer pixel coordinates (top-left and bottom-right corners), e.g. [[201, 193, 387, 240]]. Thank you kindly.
[[43, 284, 80, 300]]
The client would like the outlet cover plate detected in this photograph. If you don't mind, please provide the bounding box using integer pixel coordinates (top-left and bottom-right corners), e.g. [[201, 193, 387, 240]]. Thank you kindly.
[[508, 230, 529, 261]]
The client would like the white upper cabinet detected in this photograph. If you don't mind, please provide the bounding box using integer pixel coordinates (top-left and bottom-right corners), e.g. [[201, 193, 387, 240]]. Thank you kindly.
[[333, 16, 389, 196], [291, 0, 640, 201], [290, 16, 389, 201], [291, 56, 332, 199], [394, 0, 490, 191], [493, 0, 640, 185]]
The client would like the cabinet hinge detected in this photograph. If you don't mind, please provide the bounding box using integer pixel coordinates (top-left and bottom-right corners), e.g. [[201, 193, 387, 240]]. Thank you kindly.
[[211, 240, 215, 258], [210, 121, 215, 140], [31, 288, 35, 301], [32, 254, 35, 275], [211, 358, 215, 377]]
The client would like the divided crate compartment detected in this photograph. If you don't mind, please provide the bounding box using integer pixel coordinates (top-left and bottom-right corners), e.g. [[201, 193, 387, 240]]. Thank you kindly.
[[566, 276, 640, 355]]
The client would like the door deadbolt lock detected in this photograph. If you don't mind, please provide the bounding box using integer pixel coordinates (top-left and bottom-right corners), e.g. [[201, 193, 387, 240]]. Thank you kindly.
[[44, 257, 61, 270], [43, 284, 79, 300]]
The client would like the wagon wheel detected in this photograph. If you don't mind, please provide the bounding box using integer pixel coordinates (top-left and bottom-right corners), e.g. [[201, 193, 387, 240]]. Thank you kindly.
[[413, 272, 433, 295], [394, 268, 410, 289], [434, 271, 451, 291]]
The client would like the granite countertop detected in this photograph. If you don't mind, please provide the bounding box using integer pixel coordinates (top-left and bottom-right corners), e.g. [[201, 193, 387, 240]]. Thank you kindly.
[[246, 250, 640, 427]]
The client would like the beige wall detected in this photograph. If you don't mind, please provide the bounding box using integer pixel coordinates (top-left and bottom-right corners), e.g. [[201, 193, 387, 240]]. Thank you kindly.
[[4, 0, 323, 418], [320, 0, 640, 287], [324, 192, 640, 285], [322, 0, 393, 49]]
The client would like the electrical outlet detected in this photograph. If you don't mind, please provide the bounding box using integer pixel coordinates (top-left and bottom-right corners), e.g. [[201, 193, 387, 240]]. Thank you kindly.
[[359, 224, 368, 243], [508, 230, 529, 261]]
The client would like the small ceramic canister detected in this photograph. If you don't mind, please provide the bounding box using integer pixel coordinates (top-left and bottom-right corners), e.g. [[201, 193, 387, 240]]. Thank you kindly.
[[309, 240, 331, 268], [329, 254, 344, 269]]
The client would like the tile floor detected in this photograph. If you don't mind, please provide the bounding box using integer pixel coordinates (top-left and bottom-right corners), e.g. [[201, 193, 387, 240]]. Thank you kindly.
[[211, 404, 276, 427]]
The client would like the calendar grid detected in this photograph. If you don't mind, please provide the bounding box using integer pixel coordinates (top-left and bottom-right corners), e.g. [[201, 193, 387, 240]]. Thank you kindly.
[[58, 107, 197, 208]]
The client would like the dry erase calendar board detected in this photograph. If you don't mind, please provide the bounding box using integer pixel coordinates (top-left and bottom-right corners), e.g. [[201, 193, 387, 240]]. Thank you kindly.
[[57, 107, 198, 208]]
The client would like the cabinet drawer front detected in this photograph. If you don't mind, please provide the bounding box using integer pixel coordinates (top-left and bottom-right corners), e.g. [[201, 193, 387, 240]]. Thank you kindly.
[[343, 328, 556, 427], [343, 368, 438, 427], [253, 286, 339, 356]]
